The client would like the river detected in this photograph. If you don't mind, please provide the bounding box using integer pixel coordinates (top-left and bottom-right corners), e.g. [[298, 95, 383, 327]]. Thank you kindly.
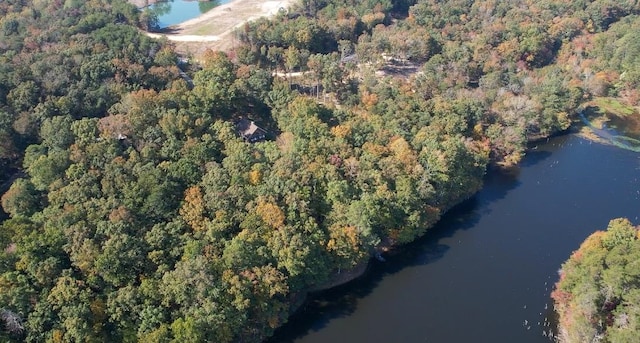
[[269, 133, 640, 342]]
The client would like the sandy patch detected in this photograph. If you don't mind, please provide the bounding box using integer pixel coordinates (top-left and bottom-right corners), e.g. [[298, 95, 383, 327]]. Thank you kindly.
[[146, 33, 221, 42], [576, 126, 609, 144]]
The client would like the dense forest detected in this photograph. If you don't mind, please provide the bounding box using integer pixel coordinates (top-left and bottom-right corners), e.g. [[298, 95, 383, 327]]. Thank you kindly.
[[552, 218, 640, 343], [1, 0, 639, 341]]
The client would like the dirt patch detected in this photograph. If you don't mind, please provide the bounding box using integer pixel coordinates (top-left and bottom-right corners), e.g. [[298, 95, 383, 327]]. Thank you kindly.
[[129, 0, 156, 7], [143, 0, 298, 56]]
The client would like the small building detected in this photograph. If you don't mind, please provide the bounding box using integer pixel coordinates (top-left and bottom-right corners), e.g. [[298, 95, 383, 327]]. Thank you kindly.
[[235, 118, 267, 143]]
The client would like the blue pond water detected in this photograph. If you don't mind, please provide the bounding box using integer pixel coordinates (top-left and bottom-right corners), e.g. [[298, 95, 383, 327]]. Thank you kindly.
[[148, 0, 229, 28]]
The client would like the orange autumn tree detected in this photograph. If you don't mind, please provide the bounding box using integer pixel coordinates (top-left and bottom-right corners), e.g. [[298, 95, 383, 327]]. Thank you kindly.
[[180, 186, 209, 232]]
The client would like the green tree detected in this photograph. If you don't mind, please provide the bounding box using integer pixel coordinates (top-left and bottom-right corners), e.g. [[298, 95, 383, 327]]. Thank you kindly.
[[40, 115, 74, 151], [1, 179, 40, 218]]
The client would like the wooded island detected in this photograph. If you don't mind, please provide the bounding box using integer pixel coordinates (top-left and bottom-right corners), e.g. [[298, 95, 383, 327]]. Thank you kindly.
[[553, 219, 640, 343]]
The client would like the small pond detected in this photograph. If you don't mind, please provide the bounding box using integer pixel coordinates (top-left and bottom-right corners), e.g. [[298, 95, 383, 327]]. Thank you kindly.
[[148, 0, 229, 28]]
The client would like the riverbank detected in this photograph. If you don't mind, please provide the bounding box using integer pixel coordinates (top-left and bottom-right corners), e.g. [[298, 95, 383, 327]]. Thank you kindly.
[[270, 132, 640, 342], [143, 0, 298, 54]]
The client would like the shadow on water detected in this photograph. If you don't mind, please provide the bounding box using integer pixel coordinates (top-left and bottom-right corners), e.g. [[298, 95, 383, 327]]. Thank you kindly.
[[269, 164, 527, 342], [267, 214, 469, 342], [520, 149, 553, 168]]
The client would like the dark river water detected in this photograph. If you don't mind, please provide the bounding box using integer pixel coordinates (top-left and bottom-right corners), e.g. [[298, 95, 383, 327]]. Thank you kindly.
[[270, 133, 640, 343]]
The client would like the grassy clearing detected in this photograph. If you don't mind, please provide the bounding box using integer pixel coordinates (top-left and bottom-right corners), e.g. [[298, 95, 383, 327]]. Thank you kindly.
[[591, 97, 637, 117], [579, 97, 640, 149]]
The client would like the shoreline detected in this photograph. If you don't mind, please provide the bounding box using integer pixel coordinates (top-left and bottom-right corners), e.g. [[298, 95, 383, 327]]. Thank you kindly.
[[170, 0, 293, 31], [143, 0, 298, 53]]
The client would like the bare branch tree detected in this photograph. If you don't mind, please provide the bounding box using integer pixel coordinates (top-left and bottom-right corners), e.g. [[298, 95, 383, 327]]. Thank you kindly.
[[1, 309, 24, 335]]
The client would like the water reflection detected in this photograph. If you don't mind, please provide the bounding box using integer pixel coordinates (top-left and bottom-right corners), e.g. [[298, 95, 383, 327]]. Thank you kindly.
[[148, 0, 223, 28], [267, 201, 476, 341]]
